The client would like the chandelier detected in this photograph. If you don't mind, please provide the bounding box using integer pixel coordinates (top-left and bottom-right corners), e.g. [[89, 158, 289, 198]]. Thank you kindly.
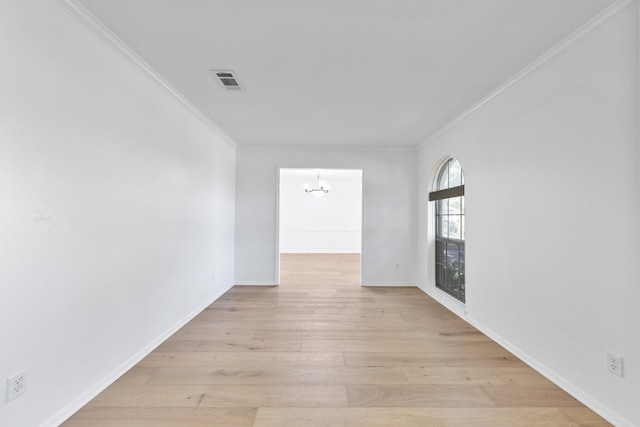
[[304, 173, 330, 198]]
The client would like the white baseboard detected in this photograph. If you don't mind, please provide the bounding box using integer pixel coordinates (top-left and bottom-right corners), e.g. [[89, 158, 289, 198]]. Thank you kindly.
[[416, 284, 633, 427], [417, 283, 466, 319], [466, 315, 634, 427], [42, 282, 233, 427], [362, 282, 417, 287], [236, 282, 415, 287], [234, 281, 278, 286]]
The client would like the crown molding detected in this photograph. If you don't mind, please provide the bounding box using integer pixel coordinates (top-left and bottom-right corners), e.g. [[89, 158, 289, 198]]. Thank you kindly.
[[237, 143, 417, 151], [52, 0, 238, 149], [418, 0, 639, 150]]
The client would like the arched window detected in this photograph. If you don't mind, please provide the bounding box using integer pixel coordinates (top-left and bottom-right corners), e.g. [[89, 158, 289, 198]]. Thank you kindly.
[[429, 158, 465, 303]]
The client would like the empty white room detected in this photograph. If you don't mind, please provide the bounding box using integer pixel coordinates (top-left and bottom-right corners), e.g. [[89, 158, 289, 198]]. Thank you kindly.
[[1, 1, 639, 426]]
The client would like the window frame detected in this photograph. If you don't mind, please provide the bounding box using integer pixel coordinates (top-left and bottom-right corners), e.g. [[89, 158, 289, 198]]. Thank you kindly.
[[430, 158, 465, 303]]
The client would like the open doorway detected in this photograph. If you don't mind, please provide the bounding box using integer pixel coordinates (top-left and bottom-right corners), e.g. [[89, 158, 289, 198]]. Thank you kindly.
[[278, 168, 363, 287]]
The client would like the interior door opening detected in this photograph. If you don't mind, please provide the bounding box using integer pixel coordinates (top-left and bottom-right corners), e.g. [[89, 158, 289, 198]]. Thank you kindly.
[[278, 168, 363, 287]]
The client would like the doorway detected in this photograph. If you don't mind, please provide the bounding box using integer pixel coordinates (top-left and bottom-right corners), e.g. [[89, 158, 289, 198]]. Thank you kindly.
[[278, 168, 363, 287]]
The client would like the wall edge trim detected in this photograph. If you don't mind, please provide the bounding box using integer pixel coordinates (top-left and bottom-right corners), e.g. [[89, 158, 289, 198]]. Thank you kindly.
[[417, 284, 466, 319], [416, 285, 633, 427], [363, 282, 417, 287], [417, 0, 639, 150], [234, 281, 278, 286], [237, 144, 417, 151], [41, 282, 234, 427], [466, 315, 635, 427], [52, 0, 238, 149]]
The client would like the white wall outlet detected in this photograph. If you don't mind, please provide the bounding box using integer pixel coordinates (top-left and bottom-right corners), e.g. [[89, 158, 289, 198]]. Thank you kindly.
[[6, 370, 28, 401], [607, 352, 623, 377]]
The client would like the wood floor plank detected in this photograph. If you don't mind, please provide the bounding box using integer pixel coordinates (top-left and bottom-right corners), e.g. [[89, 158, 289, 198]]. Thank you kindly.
[[154, 339, 203, 352], [253, 407, 581, 427], [481, 384, 584, 407], [62, 254, 610, 426], [186, 319, 360, 330], [354, 320, 480, 331], [147, 366, 408, 385], [253, 407, 446, 427], [112, 366, 159, 385], [346, 384, 495, 407], [253, 328, 485, 341], [155, 338, 303, 353], [561, 408, 612, 426], [404, 366, 551, 385], [344, 351, 528, 368], [200, 384, 348, 407], [195, 339, 302, 352], [88, 384, 209, 408], [138, 351, 345, 368], [301, 338, 509, 353], [168, 328, 256, 340], [64, 407, 257, 426], [212, 296, 377, 304], [199, 310, 406, 322]]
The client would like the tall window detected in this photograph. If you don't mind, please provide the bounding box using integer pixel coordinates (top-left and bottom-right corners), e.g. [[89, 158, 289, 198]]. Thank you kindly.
[[429, 158, 465, 302]]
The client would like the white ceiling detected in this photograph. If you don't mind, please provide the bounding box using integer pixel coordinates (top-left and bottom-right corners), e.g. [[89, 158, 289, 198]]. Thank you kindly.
[[77, 0, 614, 147]]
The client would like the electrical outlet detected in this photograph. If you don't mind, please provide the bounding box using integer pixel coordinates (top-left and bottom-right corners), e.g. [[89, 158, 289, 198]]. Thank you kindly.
[[6, 370, 27, 401], [607, 352, 623, 377]]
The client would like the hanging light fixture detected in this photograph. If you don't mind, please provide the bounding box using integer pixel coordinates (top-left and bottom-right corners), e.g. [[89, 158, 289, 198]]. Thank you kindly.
[[304, 173, 330, 198]]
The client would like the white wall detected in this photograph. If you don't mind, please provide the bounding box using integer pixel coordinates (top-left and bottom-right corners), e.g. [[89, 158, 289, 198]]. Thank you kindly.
[[0, 2, 236, 426], [279, 169, 362, 253], [417, 6, 639, 426], [236, 146, 416, 285]]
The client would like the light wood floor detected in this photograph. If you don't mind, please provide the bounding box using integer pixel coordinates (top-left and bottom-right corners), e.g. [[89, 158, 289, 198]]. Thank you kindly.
[[64, 254, 609, 426]]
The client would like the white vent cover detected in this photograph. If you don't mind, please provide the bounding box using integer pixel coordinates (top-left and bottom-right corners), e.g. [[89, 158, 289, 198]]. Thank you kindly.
[[211, 70, 243, 90]]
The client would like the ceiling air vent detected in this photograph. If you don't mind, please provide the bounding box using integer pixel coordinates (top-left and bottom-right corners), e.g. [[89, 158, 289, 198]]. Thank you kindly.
[[211, 70, 243, 90]]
